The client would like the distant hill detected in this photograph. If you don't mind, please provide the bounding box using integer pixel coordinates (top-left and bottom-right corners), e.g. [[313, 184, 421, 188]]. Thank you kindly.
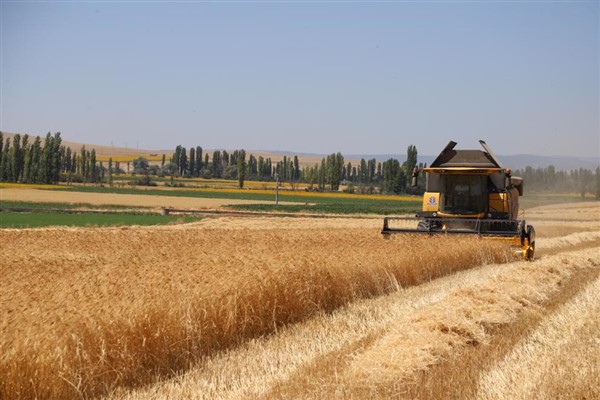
[[341, 153, 599, 171]]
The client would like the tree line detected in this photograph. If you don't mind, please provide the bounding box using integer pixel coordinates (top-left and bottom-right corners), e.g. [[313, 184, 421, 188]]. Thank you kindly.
[[156, 143, 420, 193], [0, 131, 102, 184], [513, 165, 600, 199], [1, 131, 598, 198]]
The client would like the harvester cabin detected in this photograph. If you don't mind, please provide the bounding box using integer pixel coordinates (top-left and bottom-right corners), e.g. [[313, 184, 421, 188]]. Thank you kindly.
[[421, 141, 523, 220]]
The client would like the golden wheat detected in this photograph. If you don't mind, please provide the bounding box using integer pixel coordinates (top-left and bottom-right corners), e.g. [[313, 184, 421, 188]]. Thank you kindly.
[[0, 220, 508, 399], [110, 237, 600, 400]]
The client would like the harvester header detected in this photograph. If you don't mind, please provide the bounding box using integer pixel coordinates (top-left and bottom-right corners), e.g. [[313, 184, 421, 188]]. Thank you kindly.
[[382, 140, 535, 260]]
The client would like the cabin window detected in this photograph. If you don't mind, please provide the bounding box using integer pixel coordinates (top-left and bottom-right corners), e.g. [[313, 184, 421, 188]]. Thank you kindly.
[[440, 175, 487, 214]]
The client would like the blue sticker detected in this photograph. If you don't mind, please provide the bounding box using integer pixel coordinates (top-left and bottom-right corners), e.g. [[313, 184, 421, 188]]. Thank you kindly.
[[427, 196, 437, 206]]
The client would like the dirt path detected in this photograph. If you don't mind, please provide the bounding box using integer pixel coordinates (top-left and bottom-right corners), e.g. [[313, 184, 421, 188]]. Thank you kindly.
[[0, 187, 269, 209]]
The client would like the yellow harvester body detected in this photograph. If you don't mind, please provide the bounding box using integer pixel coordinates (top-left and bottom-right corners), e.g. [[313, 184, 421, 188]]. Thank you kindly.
[[382, 140, 535, 260]]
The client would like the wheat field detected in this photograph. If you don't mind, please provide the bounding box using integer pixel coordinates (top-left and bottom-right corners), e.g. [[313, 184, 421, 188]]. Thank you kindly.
[[1, 202, 599, 399]]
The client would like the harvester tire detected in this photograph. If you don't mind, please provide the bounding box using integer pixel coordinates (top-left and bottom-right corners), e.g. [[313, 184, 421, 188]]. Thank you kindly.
[[417, 221, 430, 231], [526, 225, 536, 261]]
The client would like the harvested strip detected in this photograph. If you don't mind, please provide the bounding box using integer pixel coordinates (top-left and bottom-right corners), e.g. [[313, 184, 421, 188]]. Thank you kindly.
[[347, 248, 599, 389], [476, 274, 600, 400]]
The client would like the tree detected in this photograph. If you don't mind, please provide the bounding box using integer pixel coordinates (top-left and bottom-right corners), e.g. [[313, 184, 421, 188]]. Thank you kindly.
[[27, 136, 42, 183], [196, 146, 203, 175], [89, 148, 97, 183], [108, 158, 114, 187], [248, 154, 257, 178], [78, 145, 87, 182], [179, 147, 187, 176], [51, 132, 62, 183], [212, 151, 221, 177], [405, 145, 417, 173], [0, 137, 9, 181], [318, 158, 326, 190], [189, 147, 195, 177], [382, 158, 405, 194], [10, 134, 22, 182], [359, 158, 367, 184], [596, 167, 600, 200], [293, 155, 301, 182], [132, 157, 150, 173], [22, 136, 33, 183], [172, 145, 181, 173], [64, 146, 72, 174], [237, 149, 246, 188], [325, 152, 344, 191], [579, 168, 592, 198]]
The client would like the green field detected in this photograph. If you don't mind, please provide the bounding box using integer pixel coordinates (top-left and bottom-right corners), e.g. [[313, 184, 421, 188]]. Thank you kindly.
[[0, 201, 199, 228], [1, 184, 594, 228], [0, 200, 145, 211], [0, 211, 199, 228], [41, 185, 423, 215]]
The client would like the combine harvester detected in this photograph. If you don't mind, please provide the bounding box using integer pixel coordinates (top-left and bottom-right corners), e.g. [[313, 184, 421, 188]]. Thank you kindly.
[[382, 140, 535, 260]]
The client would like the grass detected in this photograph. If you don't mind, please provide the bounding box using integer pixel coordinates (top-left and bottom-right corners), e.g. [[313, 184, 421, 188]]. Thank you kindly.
[[0, 200, 146, 211], [0, 211, 198, 228], [0, 200, 197, 228], [229, 200, 420, 215]]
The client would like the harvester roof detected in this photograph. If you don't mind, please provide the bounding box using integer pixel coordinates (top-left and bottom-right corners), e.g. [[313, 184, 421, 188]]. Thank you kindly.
[[425, 140, 506, 172]]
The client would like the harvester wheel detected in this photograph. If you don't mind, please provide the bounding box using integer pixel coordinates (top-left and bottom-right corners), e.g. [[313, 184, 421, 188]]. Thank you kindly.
[[526, 225, 536, 261], [417, 221, 429, 231]]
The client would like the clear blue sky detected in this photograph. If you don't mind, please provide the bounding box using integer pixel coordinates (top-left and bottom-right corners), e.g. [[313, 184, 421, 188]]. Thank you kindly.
[[1, 1, 598, 157]]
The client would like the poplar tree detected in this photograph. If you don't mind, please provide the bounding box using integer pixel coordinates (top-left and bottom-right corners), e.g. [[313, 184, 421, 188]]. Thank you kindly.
[[108, 158, 114, 187], [212, 151, 221, 177], [189, 147, 195, 177], [27, 136, 42, 183], [196, 146, 203, 174], [10, 134, 22, 182], [596, 167, 600, 200], [90, 149, 97, 183], [0, 137, 9, 181], [180, 147, 188, 176], [79, 145, 87, 182], [237, 149, 246, 188], [51, 133, 62, 183]]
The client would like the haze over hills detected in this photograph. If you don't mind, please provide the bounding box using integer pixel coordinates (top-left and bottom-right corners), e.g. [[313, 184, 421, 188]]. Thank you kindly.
[[343, 153, 600, 171], [1, 132, 598, 171], [240, 150, 599, 172]]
